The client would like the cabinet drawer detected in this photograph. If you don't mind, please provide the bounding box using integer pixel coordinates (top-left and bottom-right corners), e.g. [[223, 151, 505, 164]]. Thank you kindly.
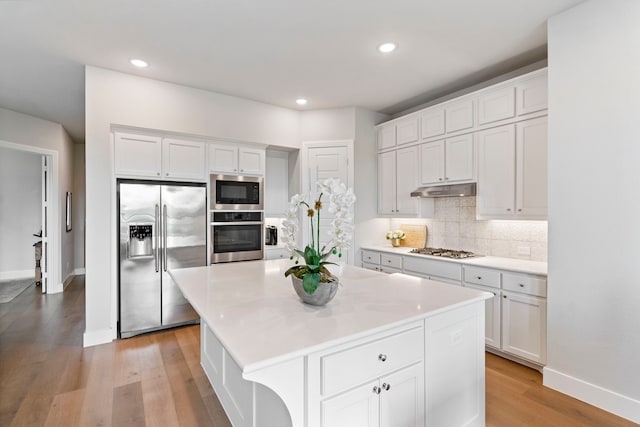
[[502, 273, 547, 297], [362, 261, 380, 272], [380, 253, 402, 269], [403, 257, 462, 282], [463, 267, 501, 289], [320, 325, 424, 397], [361, 250, 381, 265]]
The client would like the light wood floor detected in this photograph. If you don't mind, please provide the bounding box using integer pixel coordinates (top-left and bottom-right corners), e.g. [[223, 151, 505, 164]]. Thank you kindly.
[[1, 276, 636, 427]]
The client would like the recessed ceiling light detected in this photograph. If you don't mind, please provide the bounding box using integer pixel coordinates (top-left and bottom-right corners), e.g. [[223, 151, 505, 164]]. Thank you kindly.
[[130, 58, 148, 68], [378, 42, 397, 53], [296, 98, 308, 106]]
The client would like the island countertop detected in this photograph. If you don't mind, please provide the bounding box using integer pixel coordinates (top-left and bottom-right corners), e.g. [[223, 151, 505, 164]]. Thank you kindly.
[[169, 259, 490, 373]]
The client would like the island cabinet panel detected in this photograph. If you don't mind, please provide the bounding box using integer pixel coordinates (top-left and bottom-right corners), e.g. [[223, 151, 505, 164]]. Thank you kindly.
[[425, 303, 485, 427]]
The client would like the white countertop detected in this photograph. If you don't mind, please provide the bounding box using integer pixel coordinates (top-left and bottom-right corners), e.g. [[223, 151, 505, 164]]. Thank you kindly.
[[169, 259, 490, 373], [360, 245, 548, 276]]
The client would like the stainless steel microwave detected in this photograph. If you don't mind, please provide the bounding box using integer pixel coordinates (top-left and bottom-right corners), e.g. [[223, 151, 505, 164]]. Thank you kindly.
[[210, 174, 263, 210]]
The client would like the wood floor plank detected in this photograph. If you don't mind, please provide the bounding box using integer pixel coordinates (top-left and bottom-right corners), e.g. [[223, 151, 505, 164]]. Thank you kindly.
[[112, 381, 146, 427], [77, 342, 115, 426], [44, 388, 85, 427]]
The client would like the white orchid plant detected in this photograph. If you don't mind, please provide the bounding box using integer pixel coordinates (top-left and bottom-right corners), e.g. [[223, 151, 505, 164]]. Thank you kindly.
[[282, 178, 356, 294], [385, 230, 406, 240]]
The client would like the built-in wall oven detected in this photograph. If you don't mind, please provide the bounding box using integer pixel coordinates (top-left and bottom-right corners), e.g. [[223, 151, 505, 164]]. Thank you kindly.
[[211, 211, 264, 263], [211, 174, 263, 210]]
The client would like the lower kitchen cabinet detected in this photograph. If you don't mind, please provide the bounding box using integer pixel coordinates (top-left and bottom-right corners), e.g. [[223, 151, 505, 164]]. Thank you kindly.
[[264, 247, 289, 260], [464, 283, 501, 349], [361, 250, 403, 274], [321, 363, 424, 427]]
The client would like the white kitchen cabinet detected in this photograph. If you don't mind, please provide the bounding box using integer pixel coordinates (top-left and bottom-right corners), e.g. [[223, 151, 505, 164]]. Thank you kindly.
[[403, 256, 462, 284], [377, 116, 419, 150], [265, 150, 289, 216], [477, 85, 516, 125], [208, 144, 265, 175], [477, 117, 547, 219], [377, 146, 418, 215], [462, 265, 547, 365], [445, 99, 474, 133], [419, 133, 474, 185], [314, 323, 425, 427], [420, 108, 445, 140], [114, 132, 206, 181], [361, 251, 402, 274], [264, 247, 289, 260], [516, 69, 548, 116], [502, 291, 547, 365]]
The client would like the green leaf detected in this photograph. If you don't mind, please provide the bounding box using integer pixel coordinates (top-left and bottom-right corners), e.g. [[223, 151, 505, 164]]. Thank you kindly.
[[303, 272, 320, 294]]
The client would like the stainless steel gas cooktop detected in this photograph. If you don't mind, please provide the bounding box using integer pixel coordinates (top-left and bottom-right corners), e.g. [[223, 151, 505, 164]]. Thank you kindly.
[[409, 247, 481, 259]]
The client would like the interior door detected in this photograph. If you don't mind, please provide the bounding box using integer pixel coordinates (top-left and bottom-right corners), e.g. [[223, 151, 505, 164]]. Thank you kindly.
[[161, 184, 205, 326], [307, 146, 350, 263], [40, 156, 48, 293]]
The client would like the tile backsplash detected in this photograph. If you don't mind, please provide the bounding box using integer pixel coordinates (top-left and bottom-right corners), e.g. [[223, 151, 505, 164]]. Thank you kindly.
[[391, 197, 548, 262]]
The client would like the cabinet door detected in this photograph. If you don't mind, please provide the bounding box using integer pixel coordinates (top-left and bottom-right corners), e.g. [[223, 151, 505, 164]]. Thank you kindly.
[[395, 116, 419, 146], [420, 108, 445, 140], [264, 248, 289, 260], [478, 86, 516, 125], [419, 141, 444, 185], [477, 125, 516, 217], [208, 144, 238, 174], [516, 117, 547, 218], [378, 124, 396, 150], [238, 147, 265, 175], [464, 283, 501, 349], [321, 380, 380, 427], [445, 133, 474, 183], [395, 146, 419, 215], [114, 132, 162, 178], [378, 151, 397, 214], [502, 291, 547, 364], [162, 138, 206, 181], [379, 363, 424, 427], [445, 99, 474, 133], [517, 70, 548, 116]]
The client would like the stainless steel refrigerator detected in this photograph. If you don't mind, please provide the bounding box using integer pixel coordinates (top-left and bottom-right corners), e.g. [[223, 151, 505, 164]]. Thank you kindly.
[[118, 180, 206, 338]]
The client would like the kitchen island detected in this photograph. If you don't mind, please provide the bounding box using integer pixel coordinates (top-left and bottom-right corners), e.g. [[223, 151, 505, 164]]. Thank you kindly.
[[170, 259, 491, 427]]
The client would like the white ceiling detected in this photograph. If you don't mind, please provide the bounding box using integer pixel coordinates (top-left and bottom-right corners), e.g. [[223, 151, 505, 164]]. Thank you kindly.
[[0, 0, 583, 143]]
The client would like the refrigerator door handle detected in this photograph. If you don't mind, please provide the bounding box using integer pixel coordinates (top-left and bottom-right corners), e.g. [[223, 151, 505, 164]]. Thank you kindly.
[[163, 204, 168, 272], [154, 204, 160, 273]]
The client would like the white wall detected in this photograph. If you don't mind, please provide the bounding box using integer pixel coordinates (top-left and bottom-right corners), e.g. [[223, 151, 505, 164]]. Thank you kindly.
[[545, 0, 640, 422], [0, 147, 42, 277], [84, 66, 301, 346], [73, 143, 85, 272], [0, 107, 75, 291]]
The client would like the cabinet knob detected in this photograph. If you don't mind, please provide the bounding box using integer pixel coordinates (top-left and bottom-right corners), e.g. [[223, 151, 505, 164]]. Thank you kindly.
[[517, 208, 523, 212], [157, 172, 160, 176], [507, 208, 512, 212], [438, 178, 443, 181], [445, 177, 449, 180], [382, 383, 391, 391], [519, 283, 524, 287], [240, 169, 244, 172], [165, 173, 169, 176], [387, 260, 391, 263], [372, 386, 381, 395], [477, 276, 482, 280], [378, 354, 387, 362], [503, 295, 507, 299]]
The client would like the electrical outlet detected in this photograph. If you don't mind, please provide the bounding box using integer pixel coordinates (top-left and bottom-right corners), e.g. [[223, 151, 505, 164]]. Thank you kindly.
[[517, 246, 531, 256]]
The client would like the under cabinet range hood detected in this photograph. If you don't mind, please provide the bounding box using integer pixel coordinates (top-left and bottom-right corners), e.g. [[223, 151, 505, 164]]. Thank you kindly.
[[410, 183, 476, 198]]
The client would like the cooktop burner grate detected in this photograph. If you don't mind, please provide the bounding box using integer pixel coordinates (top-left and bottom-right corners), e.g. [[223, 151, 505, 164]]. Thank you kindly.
[[409, 247, 481, 259]]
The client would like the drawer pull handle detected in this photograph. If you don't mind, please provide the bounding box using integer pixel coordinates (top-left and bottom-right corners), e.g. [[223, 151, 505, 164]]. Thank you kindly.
[[372, 386, 381, 395], [382, 383, 391, 391], [378, 354, 387, 362]]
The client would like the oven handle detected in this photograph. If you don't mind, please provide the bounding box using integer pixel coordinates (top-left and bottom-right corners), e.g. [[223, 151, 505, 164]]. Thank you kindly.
[[211, 221, 265, 226]]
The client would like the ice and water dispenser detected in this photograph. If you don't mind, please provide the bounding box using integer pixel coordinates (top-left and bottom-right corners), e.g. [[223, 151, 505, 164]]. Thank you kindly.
[[128, 224, 153, 257]]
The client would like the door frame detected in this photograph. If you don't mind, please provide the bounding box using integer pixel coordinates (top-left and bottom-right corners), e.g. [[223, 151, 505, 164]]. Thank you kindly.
[[0, 139, 61, 293], [300, 140, 355, 264]]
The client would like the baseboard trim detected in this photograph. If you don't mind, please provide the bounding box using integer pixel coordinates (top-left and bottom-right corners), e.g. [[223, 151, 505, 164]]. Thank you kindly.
[[0, 269, 33, 281], [73, 267, 86, 275], [83, 328, 115, 347], [543, 367, 640, 424]]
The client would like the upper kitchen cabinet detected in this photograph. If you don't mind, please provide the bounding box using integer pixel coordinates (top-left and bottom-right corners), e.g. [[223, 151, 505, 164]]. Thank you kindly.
[[208, 144, 265, 175], [114, 132, 206, 181], [378, 146, 419, 216], [420, 108, 445, 140], [378, 116, 419, 150], [264, 150, 290, 216], [516, 69, 548, 117], [477, 85, 516, 126], [477, 116, 547, 219], [419, 133, 474, 185], [444, 99, 474, 133]]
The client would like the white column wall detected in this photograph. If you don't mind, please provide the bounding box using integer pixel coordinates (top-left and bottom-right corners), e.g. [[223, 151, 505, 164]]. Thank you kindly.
[[84, 66, 300, 346], [545, 0, 640, 422]]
